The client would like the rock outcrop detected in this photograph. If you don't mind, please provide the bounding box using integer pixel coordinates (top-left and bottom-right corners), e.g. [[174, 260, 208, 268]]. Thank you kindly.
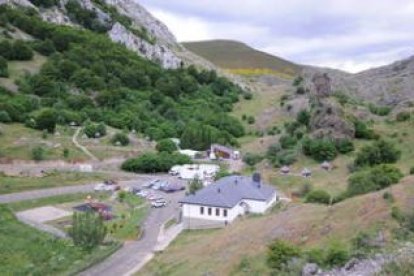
[[108, 23, 181, 69]]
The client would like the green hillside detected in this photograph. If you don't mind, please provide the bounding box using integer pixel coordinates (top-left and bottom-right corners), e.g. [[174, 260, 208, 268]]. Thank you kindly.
[[183, 40, 300, 76]]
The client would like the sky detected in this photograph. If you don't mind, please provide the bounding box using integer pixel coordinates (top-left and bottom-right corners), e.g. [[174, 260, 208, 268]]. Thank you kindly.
[[138, 0, 414, 73]]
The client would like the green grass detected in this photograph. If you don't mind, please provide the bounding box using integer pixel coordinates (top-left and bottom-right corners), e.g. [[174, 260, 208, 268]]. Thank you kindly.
[[183, 40, 299, 76], [0, 204, 119, 276], [106, 193, 148, 240], [0, 171, 104, 194]]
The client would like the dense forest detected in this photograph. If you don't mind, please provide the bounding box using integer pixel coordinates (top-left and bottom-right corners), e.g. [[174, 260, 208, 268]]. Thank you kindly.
[[0, 6, 246, 149]]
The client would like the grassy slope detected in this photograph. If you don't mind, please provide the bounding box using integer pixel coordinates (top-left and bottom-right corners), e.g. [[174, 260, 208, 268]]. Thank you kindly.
[[183, 40, 300, 76], [140, 178, 414, 275], [0, 123, 88, 161], [0, 205, 118, 276]]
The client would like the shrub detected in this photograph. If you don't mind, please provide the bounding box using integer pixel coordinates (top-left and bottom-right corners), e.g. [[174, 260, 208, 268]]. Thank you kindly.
[[383, 191, 394, 203], [111, 132, 129, 146], [0, 56, 8, 77], [354, 120, 377, 140], [346, 165, 403, 197], [324, 242, 349, 267], [335, 138, 354, 154], [267, 239, 301, 270], [296, 109, 310, 126], [156, 139, 177, 153], [396, 111, 411, 122], [302, 138, 337, 161], [70, 211, 107, 251], [243, 152, 263, 166], [305, 189, 331, 204], [368, 104, 392, 116], [0, 110, 11, 123], [243, 92, 253, 100], [84, 122, 106, 138], [279, 135, 297, 149], [11, 40, 33, 60], [410, 167, 414, 175], [391, 206, 405, 224], [32, 146, 45, 161], [247, 116, 255, 124], [354, 139, 401, 168], [32, 39, 56, 56], [121, 152, 191, 173], [63, 148, 69, 158]]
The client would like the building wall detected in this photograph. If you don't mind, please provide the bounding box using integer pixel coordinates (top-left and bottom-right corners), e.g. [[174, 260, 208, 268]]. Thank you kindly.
[[182, 203, 242, 223]]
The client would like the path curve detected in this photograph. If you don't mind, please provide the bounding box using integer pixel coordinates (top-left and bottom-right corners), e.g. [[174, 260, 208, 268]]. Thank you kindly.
[[72, 127, 99, 161]]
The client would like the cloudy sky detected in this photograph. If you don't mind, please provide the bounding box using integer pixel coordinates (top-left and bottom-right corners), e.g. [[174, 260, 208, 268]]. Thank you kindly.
[[139, 0, 414, 73]]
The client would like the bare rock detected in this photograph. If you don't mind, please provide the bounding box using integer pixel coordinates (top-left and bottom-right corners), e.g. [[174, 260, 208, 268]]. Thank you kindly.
[[312, 73, 332, 98], [302, 263, 320, 276]]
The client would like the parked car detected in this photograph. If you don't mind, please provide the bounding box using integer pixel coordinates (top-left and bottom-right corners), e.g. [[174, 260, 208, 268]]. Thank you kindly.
[[151, 199, 167, 208], [94, 183, 120, 192], [143, 179, 160, 189], [136, 190, 149, 198]]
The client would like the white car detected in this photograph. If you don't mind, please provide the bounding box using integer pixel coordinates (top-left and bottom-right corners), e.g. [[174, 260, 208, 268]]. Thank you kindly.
[[136, 190, 149, 198], [151, 199, 167, 208], [94, 183, 110, 191]]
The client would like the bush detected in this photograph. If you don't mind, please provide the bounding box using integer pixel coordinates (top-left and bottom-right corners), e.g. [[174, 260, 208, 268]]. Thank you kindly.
[[296, 109, 310, 126], [156, 139, 177, 153], [0, 56, 8, 77], [243, 152, 263, 166], [32, 39, 56, 56], [84, 122, 106, 138], [354, 120, 377, 139], [267, 239, 301, 270], [335, 138, 354, 154], [111, 132, 129, 146], [243, 92, 253, 100], [121, 152, 191, 173], [63, 148, 69, 158], [247, 116, 255, 124], [410, 167, 414, 175], [368, 104, 392, 116], [346, 165, 403, 197], [188, 177, 203, 194], [0, 110, 11, 123], [396, 111, 411, 122], [383, 191, 394, 203], [70, 211, 107, 251], [302, 138, 337, 161], [324, 242, 349, 267], [11, 40, 33, 60], [279, 135, 297, 149], [32, 146, 45, 161], [305, 189, 331, 204], [354, 139, 401, 168]]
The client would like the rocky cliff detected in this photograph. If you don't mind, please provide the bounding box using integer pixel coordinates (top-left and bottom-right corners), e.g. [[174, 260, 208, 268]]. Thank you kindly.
[[302, 55, 414, 106]]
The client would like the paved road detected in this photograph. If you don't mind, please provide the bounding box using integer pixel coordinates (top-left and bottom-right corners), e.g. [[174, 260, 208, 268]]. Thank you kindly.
[[79, 190, 184, 276], [0, 176, 169, 204]]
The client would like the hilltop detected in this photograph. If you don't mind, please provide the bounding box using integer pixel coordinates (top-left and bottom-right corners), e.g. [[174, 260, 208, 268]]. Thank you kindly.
[[183, 39, 300, 77]]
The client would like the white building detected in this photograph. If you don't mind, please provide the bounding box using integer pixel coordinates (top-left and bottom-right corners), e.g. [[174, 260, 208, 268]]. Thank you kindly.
[[180, 174, 279, 229], [170, 164, 219, 180]]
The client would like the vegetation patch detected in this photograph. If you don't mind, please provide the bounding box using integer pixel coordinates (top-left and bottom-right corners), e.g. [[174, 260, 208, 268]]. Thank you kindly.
[[121, 152, 191, 173]]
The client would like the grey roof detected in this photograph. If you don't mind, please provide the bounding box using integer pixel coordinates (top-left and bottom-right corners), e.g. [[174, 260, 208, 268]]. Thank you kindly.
[[180, 175, 276, 208]]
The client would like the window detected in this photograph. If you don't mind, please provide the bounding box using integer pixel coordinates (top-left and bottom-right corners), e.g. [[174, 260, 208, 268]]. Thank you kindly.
[[208, 207, 212, 216], [215, 208, 220, 216], [223, 209, 228, 217], [200, 206, 204, 215]]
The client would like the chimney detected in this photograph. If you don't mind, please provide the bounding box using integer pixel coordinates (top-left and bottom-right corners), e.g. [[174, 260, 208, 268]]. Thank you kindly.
[[252, 172, 261, 188]]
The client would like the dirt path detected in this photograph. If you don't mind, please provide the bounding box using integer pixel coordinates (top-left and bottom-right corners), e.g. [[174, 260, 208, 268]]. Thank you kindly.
[[72, 127, 99, 161]]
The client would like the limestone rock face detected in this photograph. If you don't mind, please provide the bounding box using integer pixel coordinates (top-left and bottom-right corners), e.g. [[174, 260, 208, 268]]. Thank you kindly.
[[0, 0, 35, 7], [312, 73, 332, 98], [108, 23, 181, 69]]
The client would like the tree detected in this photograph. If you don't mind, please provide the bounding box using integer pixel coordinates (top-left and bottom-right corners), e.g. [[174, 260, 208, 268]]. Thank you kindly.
[[70, 211, 107, 251], [63, 148, 69, 158], [188, 177, 203, 194], [32, 39, 56, 56], [302, 138, 337, 161], [0, 110, 11, 123], [34, 108, 57, 133], [0, 56, 8, 77], [243, 152, 263, 166], [354, 139, 401, 167], [267, 239, 301, 270], [156, 139, 177, 153], [279, 135, 298, 149]]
